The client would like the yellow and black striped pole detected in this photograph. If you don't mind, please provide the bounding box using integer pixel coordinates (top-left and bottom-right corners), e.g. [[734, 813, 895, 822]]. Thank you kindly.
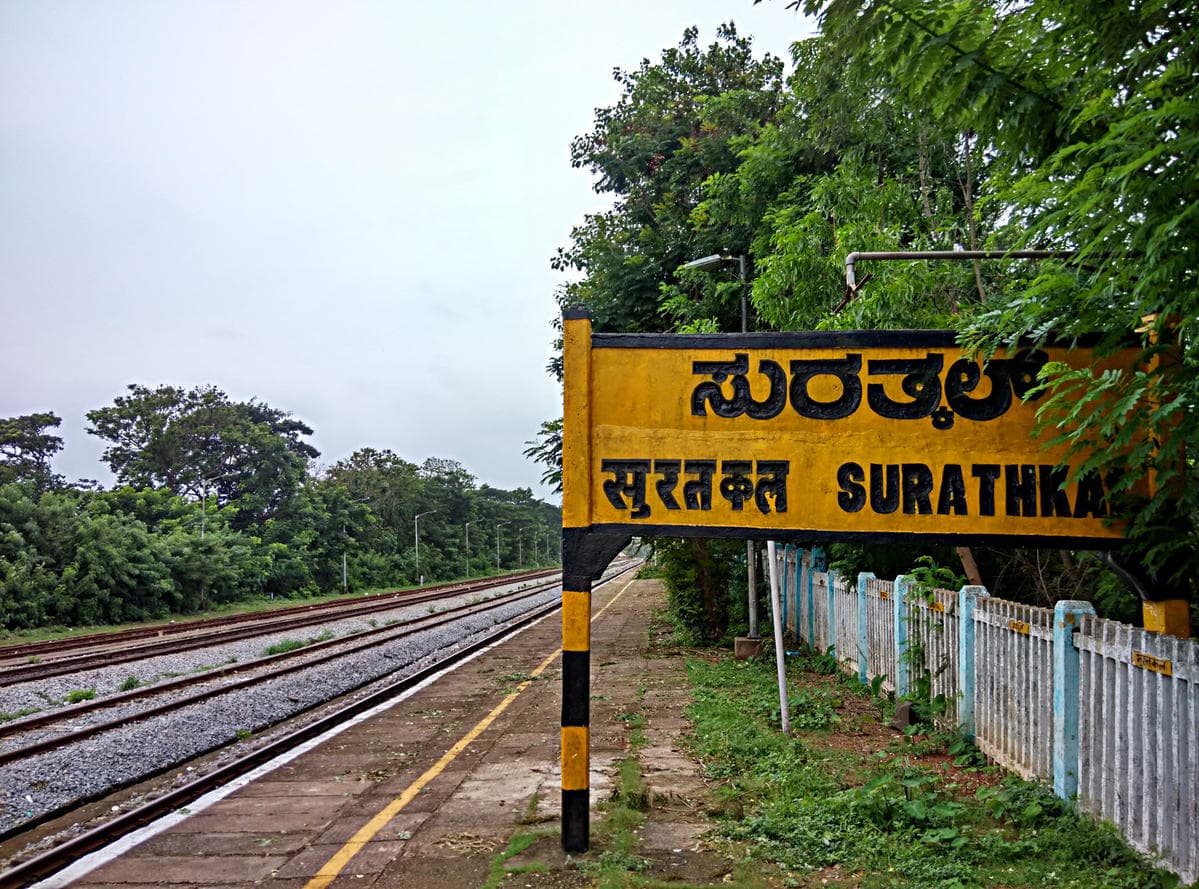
[[560, 562, 591, 851], [561, 307, 593, 852]]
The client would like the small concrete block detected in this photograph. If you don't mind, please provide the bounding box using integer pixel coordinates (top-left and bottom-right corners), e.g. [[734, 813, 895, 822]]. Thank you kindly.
[[733, 637, 764, 659], [890, 701, 915, 731]]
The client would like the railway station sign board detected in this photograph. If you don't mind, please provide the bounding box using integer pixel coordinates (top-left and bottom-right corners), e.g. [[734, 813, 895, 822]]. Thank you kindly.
[[562, 309, 1130, 547], [557, 307, 1134, 854]]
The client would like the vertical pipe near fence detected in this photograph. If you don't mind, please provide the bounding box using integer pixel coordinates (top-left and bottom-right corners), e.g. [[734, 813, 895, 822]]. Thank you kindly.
[[958, 585, 989, 740], [827, 569, 838, 657], [781, 546, 790, 633], [792, 550, 802, 636], [1053, 599, 1096, 799], [767, 541, 790, 733], [894, 575, 910, 698], [858, 572, 874, 684], [809, 548, 825, 647]]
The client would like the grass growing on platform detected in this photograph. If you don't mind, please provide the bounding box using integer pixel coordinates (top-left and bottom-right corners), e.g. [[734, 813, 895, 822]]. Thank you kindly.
[[685, 650, 1182, 889]]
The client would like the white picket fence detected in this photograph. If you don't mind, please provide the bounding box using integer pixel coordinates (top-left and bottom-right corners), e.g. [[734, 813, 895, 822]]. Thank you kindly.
[[773, 545, 1199, 884]]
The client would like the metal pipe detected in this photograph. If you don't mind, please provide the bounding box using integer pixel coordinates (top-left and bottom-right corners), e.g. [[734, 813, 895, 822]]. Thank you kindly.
[[495, 520, 510, 572], [414, 510, 436, 585], [766, 541, 790, 734], [844, 249, 1075, 289], [739, 253, 748, 334]]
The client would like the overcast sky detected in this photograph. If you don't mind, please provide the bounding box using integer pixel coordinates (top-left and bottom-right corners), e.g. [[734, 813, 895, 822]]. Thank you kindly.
[[1, 2, 813, 501]]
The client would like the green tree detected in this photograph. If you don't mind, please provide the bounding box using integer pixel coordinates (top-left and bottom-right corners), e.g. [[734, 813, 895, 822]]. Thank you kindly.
[[0, 412, 65, 491], [86, 385, 318, 531], [543, 25, 788, 639], [800, 0, 1199, 586], [553, 23, 785, 333]]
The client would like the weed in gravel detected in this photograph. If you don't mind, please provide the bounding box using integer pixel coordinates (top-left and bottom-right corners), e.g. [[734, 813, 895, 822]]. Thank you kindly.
[[0, 706, 40, 723], [64, 688, 96, 704], [584, 755, 652, 882], [118, 676, 143, 692], [264, 638, 306, 656], [480, 829, 552, 889]]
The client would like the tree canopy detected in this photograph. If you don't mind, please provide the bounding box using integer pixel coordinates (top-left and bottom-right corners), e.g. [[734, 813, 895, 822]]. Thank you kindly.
[[537, 5, 1199, 633], [1, 390, 560, 632], [0, 412, 64, 492]]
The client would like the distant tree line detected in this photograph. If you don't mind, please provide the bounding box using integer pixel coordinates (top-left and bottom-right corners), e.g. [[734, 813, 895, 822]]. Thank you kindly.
[[0, 386, 559, 632]]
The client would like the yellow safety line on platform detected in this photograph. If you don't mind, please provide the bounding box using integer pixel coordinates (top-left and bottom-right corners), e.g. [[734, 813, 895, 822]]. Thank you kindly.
[[303, 574, 638, 889]]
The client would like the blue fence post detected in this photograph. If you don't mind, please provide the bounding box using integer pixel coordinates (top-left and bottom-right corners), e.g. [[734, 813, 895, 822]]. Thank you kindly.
[[893, 574, 910, 698], [781, 545, 791, 634], [1053, 599, 1095, 800], [809, 547, 825, 648], [857, 572, 874, 685], [827, 568, 839, 657], [794, 550, 805, 640], [957, 585, 989, 740]]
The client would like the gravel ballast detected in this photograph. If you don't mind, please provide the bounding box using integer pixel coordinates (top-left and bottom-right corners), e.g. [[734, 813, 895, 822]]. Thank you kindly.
[[0, 576, 581, 835]]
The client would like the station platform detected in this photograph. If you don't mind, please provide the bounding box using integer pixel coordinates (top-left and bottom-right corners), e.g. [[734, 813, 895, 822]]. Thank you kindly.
[[55, 573, 727, 888]]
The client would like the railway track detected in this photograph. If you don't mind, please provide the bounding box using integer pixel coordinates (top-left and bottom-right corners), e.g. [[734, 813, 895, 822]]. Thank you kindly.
[[0, 578, 561, 769], [0, 568, 557, 683], [0, 559, 638, 887]]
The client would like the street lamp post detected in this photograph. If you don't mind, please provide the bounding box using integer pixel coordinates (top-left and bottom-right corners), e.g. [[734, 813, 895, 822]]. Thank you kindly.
[[341, 497, 369, 594], [495, 520, 510, 572], [464, 521, 475, 577], [681, 252, 759, 638], [414, 510, 436, 585], [680, 252, 749, 335]]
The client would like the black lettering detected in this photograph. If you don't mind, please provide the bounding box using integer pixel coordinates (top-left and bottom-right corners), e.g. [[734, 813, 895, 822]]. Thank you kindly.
[[746, 360, 788, 420], [866, 354, 944, 420], [937, 464, 968, 515], [719, 461, 755, 511], [601, 459, 651, 519], [653, 460, 681, 510], [682, 460, 716, 510], [945, 349, 1049, 422], [1073, 471, 1109, 518], [1005, 464, 1037, 517], [902, 463, 934, 515], [945, 358, 1012, 421], [972, 464, 1000, 517], [837, 462, 866, 513], [1039, 465, 1072, 517], [870, 463, 900, 514], [690, 354, 748, 418], [754, 460, 789, 514], [690, 354, 787, 420], [789, 355, 863, 419]]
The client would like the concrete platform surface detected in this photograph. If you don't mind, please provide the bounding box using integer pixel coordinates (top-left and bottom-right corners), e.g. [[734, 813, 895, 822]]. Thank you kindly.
[[61, 573, 730, 888]]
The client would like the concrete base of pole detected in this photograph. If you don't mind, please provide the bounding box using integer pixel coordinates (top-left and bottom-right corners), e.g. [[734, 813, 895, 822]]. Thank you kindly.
[[734, 636, 764, 659]]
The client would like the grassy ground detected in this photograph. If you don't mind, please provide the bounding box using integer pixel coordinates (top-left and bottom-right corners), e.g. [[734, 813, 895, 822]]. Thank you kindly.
[[681, 645, 1184, 889]]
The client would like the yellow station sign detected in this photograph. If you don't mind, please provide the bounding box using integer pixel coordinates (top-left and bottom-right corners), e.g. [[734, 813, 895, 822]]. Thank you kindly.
[[562, 310, 1129, 546]]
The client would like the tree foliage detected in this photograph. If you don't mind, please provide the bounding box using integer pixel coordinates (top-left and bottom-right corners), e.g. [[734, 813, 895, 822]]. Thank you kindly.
[[85, 385, 319, 531], [542, 7, 1199, 628], [0, 412, 65, 491], [1, 391, 560, 632], [798, 0, 1199, 585]]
